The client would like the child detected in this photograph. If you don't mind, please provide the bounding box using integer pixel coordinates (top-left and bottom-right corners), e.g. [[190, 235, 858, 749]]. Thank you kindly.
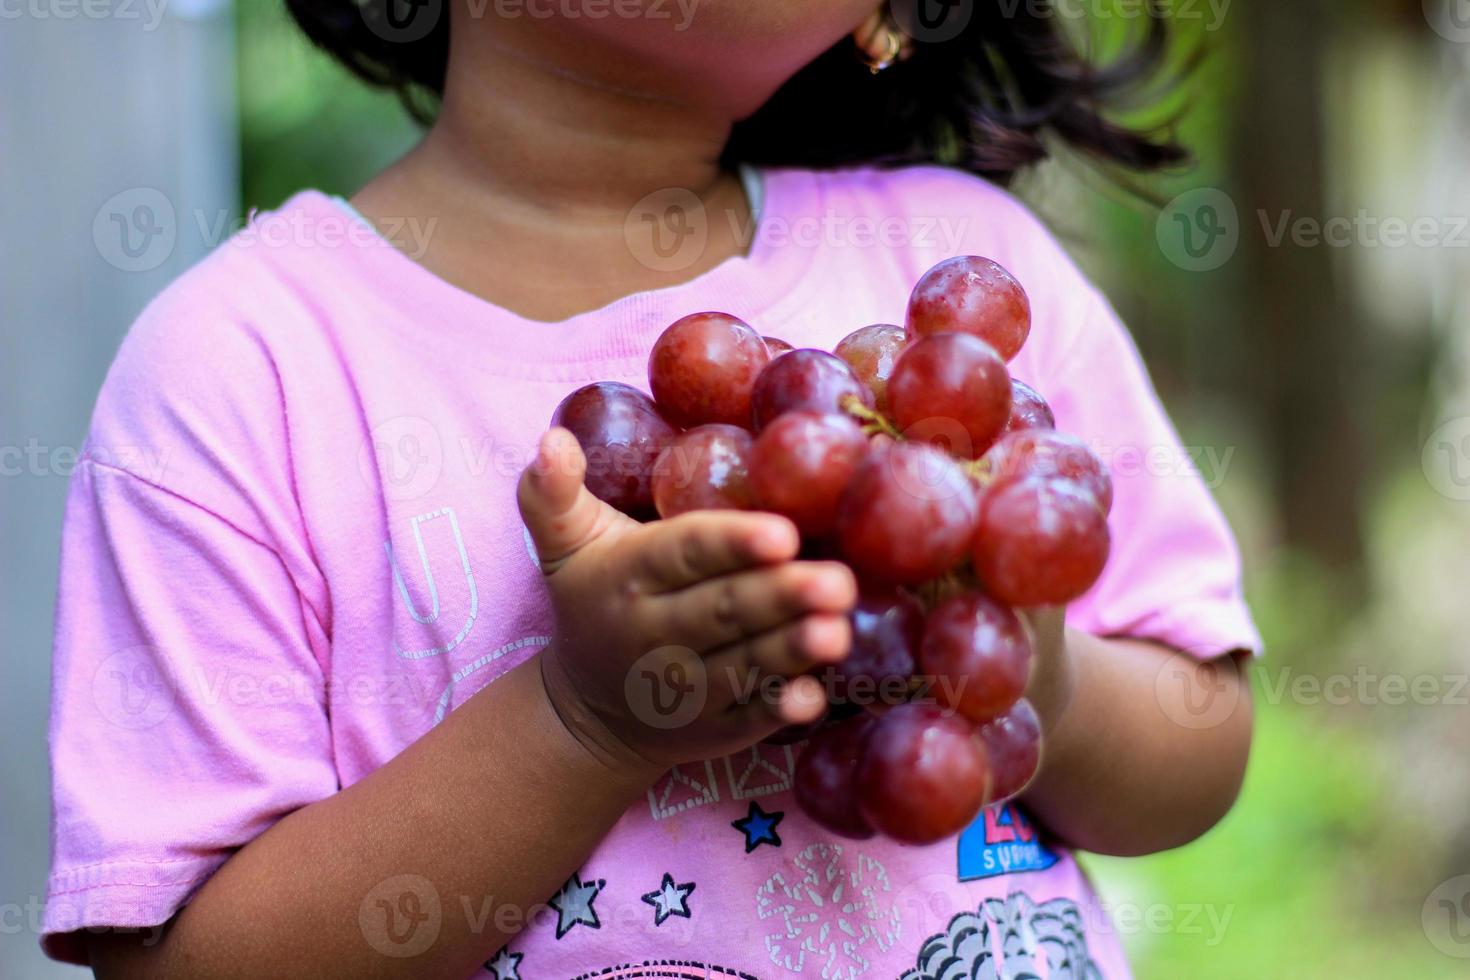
[[45, 2, 1259, 977]]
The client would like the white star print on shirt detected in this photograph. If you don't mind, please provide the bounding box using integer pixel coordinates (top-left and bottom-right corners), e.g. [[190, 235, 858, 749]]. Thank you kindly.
[[549, 873, 604, 939], [485, 946, 522, 980], [640, 873, 696, 926]]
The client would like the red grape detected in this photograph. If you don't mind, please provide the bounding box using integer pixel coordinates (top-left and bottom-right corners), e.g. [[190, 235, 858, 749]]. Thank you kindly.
[[648, 312, 770, 428], [831, 589, 924, 711], [906, 256, 1031, 361], [976, 700, 1042, 804], [918, 592, 1033, 724], [834, 324, 906, 414], [836, 443, 979, 585], [856, 703, 991, 844], [749, 411, 869, 536], [551, 382, 676, 518], [750, 349, 873, 430], [983, 430, 1113, 515], [889, 333, 1012, 459], [793, 715, 877, 839], [973, 477, 1110, 606], [1006, 378, 1056, 433], [546, 251, 1109, 846], [651, 424, 755, 517]]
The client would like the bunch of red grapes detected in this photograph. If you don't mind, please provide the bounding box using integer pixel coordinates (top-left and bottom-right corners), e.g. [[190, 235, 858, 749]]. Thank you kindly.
[[552, 256, 1112, 845]]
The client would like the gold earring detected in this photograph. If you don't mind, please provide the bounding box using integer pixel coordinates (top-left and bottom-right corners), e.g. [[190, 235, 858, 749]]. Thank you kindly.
[[853, 10, 911, 75]]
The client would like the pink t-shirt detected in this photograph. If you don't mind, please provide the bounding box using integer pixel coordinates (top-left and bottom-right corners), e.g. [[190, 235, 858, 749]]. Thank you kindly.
[[44, 166, 1259, 978]]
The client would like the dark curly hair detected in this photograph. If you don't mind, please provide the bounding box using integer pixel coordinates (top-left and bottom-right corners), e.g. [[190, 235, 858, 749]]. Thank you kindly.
[[283, 0, 1189, 185]]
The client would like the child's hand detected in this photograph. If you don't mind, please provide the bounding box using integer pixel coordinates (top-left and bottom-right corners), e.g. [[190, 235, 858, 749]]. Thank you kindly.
[[518, 428, 857, 778]]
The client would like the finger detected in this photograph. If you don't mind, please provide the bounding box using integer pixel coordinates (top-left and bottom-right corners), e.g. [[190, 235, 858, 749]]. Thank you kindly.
[[735, 674, 830, 732], [705, 614, 851, 705], [517, 428, 615, 572], [661, 561, 856, 652], [636, 511, 799, 592]]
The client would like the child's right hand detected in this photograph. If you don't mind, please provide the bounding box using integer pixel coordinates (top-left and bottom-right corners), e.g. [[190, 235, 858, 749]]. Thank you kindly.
[[518, 428, 856, 779]]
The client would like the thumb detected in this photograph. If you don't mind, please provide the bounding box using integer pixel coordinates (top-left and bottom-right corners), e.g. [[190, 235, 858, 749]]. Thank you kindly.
[[518, 428, 613, 571]]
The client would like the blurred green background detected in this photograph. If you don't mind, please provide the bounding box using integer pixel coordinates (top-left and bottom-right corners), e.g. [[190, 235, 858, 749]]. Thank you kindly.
[[235, 1, 1470, 976]]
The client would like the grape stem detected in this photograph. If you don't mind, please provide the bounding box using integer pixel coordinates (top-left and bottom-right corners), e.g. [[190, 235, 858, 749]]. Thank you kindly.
[[911, 570, 978, 610], [840, 395, 902, 439], [965, 456, 996, 487]]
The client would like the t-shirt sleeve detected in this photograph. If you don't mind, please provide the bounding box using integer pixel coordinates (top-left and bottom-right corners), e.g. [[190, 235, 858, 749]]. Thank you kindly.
[[42, 266, 339, 964], [42, 460, 338, 963], [1043, 285, 1262, 659]]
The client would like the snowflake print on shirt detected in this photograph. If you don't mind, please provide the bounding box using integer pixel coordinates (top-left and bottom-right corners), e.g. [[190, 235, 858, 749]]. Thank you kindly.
[[756, 842, 902, 978]]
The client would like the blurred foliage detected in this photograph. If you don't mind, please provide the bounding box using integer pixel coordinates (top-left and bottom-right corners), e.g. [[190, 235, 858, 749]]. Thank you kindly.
[[237, 0, 418, 209], [237, 1, 1467, 976], [1084, 696, 1459, 978]]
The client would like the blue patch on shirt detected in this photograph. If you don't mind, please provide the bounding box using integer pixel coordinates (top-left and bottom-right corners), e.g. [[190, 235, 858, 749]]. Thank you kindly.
[[957, 803, 1060, 881]]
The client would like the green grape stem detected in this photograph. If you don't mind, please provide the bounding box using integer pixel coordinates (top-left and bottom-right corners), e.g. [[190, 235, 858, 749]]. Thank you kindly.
[[966, 455, 997, 488], [840, 395, 902, 439]]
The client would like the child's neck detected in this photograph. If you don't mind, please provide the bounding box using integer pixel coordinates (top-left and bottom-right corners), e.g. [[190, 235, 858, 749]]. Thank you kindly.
[[351, 31, 757, 323]]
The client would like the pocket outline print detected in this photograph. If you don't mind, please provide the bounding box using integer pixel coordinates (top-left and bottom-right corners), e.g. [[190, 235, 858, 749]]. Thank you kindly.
[[386, 507, 479, 660]]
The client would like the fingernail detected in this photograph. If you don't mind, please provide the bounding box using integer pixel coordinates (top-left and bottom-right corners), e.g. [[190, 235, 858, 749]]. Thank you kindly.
[[754, 520, 797, 556], [807, 569, 855, 606], [802, 616, 848, 661], [531, 433, 557, 477], [782, 675, 824, 714]]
